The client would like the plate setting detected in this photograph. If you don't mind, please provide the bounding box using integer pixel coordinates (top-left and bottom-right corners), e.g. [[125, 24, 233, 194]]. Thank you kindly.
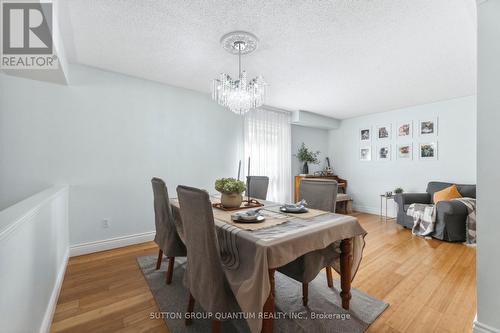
[[231, 209, 265, 223], [280, 201, 309, 214], [280, 206, 308, 214]]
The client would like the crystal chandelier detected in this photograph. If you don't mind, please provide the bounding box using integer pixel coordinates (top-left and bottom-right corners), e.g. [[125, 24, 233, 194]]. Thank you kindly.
[[212, 31, 266, 115]]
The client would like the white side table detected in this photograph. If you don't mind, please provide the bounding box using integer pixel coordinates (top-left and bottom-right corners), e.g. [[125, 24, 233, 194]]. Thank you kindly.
[[379, 194, 395, 222]]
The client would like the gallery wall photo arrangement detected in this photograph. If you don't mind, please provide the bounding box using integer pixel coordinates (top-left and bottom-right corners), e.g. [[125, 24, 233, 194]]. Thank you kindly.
[[358, 116, 439, 162], [419, 142, 438, 160]]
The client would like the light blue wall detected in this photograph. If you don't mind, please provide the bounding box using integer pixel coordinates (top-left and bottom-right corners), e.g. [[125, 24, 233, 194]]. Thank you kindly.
[[291, 125, 330, 175], [329, 95, 477, 215], [0, 64, 243, 245], [1, 63, 477, 246]]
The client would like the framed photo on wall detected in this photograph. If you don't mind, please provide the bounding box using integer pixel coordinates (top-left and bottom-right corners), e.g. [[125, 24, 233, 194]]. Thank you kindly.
[[397, 121, 413, 139], [419, 118, 438, 136], [396, 143, 413, 160], [359, 146, 372, 161], [376, 124, 391, 140], [419, 142, 438, 160], [377, 145, 391, 161], [360, 127, 371, 142]]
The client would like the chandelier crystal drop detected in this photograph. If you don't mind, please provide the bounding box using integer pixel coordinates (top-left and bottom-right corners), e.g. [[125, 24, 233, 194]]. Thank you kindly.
[[212, 32, 267, 115]]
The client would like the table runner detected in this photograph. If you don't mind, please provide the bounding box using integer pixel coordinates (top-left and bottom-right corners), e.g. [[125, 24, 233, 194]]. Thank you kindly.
[[170, 197, 367, 333], [263, 205, 329, 220], [213, 207, 289, 231]]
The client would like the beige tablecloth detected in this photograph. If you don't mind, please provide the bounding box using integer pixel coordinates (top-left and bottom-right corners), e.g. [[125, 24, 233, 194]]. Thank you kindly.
[[170, 197, 367, 333]]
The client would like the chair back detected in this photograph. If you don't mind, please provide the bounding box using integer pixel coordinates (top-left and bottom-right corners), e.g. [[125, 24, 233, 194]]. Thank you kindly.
[[246, 176, 269, 200], [176, 185, 232, 313], [151, 178, 186, 256], [298, 179, 338, 212]]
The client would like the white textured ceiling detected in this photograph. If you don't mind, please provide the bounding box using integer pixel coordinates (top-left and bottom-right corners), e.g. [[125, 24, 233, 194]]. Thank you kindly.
[[59, 0, 476, 119]]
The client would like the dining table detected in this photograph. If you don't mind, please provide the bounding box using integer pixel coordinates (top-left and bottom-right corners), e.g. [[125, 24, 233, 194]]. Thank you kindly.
[[170, 195, 367, 333]]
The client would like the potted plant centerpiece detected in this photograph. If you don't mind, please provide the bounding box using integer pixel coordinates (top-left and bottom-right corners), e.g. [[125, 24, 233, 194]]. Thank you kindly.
[[215, 178, 246, 208], [296, 142, 320, 174]]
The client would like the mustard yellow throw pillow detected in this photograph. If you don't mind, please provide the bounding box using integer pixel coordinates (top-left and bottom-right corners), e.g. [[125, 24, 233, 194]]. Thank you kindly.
[[433, 185, 462, 203]]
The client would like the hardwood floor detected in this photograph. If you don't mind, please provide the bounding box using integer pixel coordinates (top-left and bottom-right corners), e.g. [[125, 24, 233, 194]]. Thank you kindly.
[[50, 213, 476, 333]]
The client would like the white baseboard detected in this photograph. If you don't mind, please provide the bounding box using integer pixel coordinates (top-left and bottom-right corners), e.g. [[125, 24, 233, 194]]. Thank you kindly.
[[474, 319, 500, 333], [70, 231, 155, 257], [39, 248, 69, 333], [353, 204, 397, 218], [352, 204, 379, 216]]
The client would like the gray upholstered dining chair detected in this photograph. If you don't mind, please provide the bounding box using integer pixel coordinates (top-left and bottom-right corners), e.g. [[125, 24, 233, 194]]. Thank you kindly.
[[246, 176, 269, 200], [297, 179, 338, 305], [299, 179, 338, 213], [151, 178, 187, 284], [176, 185, 237, 333]]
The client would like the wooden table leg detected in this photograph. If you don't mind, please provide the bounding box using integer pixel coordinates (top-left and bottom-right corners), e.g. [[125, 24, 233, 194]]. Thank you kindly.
[[325, 266, 334, 288], [340, 238, 352, 310], [302, 283, 308, 306], [261, 268, 275, 333]]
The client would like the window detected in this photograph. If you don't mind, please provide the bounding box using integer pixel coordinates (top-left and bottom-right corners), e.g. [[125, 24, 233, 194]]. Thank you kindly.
[[244, 108, 291, 203]]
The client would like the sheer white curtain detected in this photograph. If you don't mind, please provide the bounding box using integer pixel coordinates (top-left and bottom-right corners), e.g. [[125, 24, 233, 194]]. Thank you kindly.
[[244, 107, 291, 203]]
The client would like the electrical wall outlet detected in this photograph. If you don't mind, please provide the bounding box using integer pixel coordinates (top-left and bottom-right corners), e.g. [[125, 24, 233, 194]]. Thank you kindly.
[[102, 218, 111, 228]]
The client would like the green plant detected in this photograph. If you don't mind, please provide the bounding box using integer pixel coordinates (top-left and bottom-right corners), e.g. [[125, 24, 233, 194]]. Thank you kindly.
[[215, 178, 246, 194], [394, 187, 404, 194], [296, 143, 320, 164]]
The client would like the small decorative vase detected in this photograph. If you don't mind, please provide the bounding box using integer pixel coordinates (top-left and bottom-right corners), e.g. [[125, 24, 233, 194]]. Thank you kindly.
[[221, 193, 243, 208], [302, 162, 309, 174]]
